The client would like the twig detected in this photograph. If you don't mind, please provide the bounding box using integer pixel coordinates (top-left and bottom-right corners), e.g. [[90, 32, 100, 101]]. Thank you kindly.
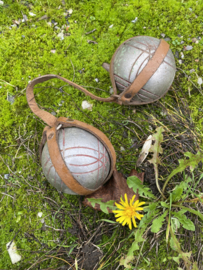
[[85, 222, 104, 244], [0, 79, 16, 87], [0, 192, 14, 199], [87, 40, 98, 44], [85, 29, 96, 35], [45, 255, 74, 268], [45, 225, 65, 232], [43, 196, 60, 206], [7, 228, 21, 250]]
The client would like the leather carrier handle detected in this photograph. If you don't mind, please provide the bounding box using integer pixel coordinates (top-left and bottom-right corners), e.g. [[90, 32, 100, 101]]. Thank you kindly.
[[26, 74, 117, 127], [26, 76, 116, 195]]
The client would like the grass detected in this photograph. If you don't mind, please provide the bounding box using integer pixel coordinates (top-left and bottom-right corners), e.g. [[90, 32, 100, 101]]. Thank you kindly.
[[0, 0, 203, 269]]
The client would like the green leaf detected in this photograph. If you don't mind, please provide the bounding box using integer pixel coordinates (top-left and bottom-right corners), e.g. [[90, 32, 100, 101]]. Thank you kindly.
[[127, 229, 145, 257], [192, 262, 199, 270], [170, 236, 178, 251], [144, 202, 159, 212], [171, 183, 184, 202], [172, 211, 195, 231], [160, 201, 169, 208], [119, 255, 134, 269], [165, 152, 203, 186], [173, 256, 180, 264], [172, 205, 203, 221], [87, 198, 116, 214], [127, 176, 156, 199], [139, 209, 159, 228], [151, 210, 168, 233]]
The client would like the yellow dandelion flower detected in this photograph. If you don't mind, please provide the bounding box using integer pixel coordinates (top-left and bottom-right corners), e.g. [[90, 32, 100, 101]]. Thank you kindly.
[[113, 193, 145, 230]]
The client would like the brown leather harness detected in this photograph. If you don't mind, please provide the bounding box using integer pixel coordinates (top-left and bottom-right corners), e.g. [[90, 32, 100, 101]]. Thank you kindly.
[[25, 38, 169, 194], [26, 78, 116, 195]]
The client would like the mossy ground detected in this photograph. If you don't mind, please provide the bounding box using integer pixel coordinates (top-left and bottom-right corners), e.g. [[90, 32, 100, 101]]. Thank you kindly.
[[0, 0, 203, 269]]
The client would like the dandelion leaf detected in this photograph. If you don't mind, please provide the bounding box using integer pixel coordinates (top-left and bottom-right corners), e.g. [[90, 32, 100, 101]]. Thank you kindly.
[[127, 229, 145, 257], [87, 198, 116, 214], [173, 255, 181, 264], [171, 182, 184, 202], [160, 201, 169, 208], [144, 202, 159, 212], [127, 176, 155, 199], [151, 211, 168, 233], [119, 255, 134, 269], [172, 211, 195, 231], [192, 262, 199, 270], [166, 151, 203, 183]]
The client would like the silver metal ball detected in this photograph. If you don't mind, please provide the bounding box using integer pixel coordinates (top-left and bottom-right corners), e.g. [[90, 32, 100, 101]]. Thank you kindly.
[[113, 36, 176, 104], [41, 127, 111, 194]]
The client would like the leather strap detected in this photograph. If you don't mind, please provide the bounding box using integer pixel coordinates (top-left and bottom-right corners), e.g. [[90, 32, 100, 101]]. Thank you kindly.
[[26, 74, 117, 127], [118, 39, 169, 104], [43, 117, 116, 195], [46, 126, 95, 195], [26, 38, 170, 108]]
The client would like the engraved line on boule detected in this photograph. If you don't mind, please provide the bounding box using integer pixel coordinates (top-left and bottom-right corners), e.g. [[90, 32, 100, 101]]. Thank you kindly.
[[147, 36, 159, 49], [45, 151, 109, 181], [125, 43, 155, 55], [43, 146, 109, 169], [128, 51, 145, 81], [135, 55, 150, 78], [141, 88, 160, 97], [163, 60, 177, 70]]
